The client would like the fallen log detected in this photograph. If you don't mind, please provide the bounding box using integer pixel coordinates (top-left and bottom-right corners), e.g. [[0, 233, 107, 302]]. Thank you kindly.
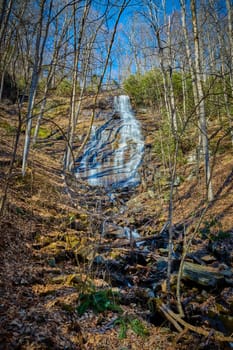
[[182, 261, 232, 287]]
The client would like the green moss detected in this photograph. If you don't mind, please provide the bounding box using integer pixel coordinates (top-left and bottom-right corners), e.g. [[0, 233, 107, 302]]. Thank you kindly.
[[65, 234, 79, 248], [0, 120, 17, 134], [77, 289, 122, 316], [59, 303, 75, 313], [115, 316, 149, 339], [31, 126, 51, 139]]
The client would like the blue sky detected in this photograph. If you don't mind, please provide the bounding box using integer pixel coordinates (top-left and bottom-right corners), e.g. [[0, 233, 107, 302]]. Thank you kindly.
[[105, 0, 181, 81]]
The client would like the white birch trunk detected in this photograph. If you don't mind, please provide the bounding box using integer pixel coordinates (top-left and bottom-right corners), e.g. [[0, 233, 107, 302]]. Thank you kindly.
[[226, 0, 233, 95], [22, 0, 52, 175], [190, 0, 213, 201], [207, 0, 233, 145], [63, 1, 89, 171], [167, 15, 178, 134], [180, 0, 200, 158]]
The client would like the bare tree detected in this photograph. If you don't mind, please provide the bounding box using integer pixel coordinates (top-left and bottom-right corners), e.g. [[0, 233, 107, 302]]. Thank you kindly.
[[73, 0, 131, 162], [226, 0, 233, 95], [143, 0, 178, 135], [0, 0, 13, 48], [0, 0, 29, 101], [32, 9, 72, 144], [64, 0, 131, 171], [63, 0, 91, 171], [22, 0, 54, 175], [190, 0, 213, 201]]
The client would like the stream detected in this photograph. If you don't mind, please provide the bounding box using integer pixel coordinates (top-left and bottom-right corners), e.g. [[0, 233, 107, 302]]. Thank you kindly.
[[74, 94, 144, 241], [72, 95, 233, 342]]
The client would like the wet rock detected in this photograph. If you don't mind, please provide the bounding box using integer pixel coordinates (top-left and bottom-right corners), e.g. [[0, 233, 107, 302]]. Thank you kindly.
[[70, 219, 88, 231], [112, 111, 121, 119], [156, 259, 168, 271], [39, 240, 75, 262], [97, 97, 113, 110], [41, 241, 66, 255], [144, 135, 154, 147], [102, 223, 126, 238], [126, 192, 153, 213], [208, 232, 233, 263], [93, 255, 105, 264], [82, 97, 113, 110]]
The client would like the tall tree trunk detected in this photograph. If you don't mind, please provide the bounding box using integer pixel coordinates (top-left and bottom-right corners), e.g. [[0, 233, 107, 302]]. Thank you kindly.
[[0, 68, 5, 101], [0, 0, 13, 47], [33, 14, 71, 144], [181, 65, 186, 125], [209, 0, 233, 145], [146, 1, 177, 136], [167, 15, 178, 134], [226, 0, 233, 95], [22, 68, 39, 175], [190, 0, 213, 201], [63, 0, 90, 171], [180, 0, 201, 175], [22, 0, 53, 175]]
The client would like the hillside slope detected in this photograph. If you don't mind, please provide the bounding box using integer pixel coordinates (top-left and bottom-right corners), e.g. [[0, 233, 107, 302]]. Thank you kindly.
[[0, 97, 233, 349]]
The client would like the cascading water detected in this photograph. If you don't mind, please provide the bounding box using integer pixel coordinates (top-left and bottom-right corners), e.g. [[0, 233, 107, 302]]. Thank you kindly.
[[75, 95, 144, 190]]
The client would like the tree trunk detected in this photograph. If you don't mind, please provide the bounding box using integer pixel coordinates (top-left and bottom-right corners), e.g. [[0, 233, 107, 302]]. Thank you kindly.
[[63, 0, 90, 171], [0, 0, 13, 48], [190, 0, 213, 201], [226, 0, 233, 95], [22, 0, 52, 175], [180, 0, 202, 179], [0, 68, 5, 101], [22, 72, 39, 175], [146, 2, 177, 136], [33, 14, 71, 144], [167, 15, 178, 134]]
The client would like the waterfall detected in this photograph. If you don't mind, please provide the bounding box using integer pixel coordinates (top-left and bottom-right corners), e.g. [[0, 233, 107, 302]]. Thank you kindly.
[[75, 95, 144, 190], [113, 95, 144, 187]]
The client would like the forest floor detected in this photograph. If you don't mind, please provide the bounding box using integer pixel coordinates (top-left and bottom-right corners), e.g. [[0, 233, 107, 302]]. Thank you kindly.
[[0, 95, 233, 350]]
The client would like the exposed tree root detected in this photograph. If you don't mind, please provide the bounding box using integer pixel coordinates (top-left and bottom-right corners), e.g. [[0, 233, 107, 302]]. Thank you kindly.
[[160, 303, 233, 343]]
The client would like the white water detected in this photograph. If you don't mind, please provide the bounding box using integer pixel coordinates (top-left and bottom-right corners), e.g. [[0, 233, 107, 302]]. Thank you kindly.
[[75, 95, 144, 189]]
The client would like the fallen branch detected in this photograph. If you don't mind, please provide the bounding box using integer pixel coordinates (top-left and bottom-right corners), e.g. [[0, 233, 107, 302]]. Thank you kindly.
[[160, 303, 233, 342], [160, 305, 183, 333]]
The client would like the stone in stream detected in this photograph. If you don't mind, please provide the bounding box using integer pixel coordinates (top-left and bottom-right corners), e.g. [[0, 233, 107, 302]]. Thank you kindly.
[[102, 222, 140, 240]]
